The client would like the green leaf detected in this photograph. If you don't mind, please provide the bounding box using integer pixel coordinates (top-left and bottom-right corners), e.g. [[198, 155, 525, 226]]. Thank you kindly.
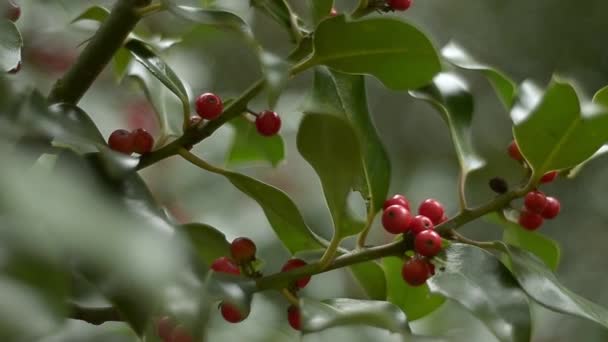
[[0, 276, 61, 341], [513, 79, 608, 179], [61, 152, 167, 226], [383, 257, 444, 321], [219, 171, 321, 253], [311, 0, 334, 27], [48, 103, 106, 146], [410, 73, 485, 181], [70, 5, 110, 23], [427, 244, 531, 342], [567, 145, 608, 178], [297, 114, 365, 238], [566, 86, 608, 177], [288, 36, 313, 63], [349, 262, 387, 300], [594, 85, 608, 106], [70, 5, 162, 41], [227, 116, 285, 167], [62, 154, 173, 335], [181, 223, 231, 265], [441, 41, 517, 108], [486, 213, 560, 271], [125, 61, 175, 136], [250, 0, 293, 35], [55, 150, 166, 227], [294, 16, 440, 90], [504, 244, 608, 329], [304, 68, 391, 213], [113, 47, 133, 82], [13, 92, 105, 153], [0, 19, 22, 72], [5, 149, 185, 336], [163, 2, 253, 36], [300, 298, 409, 334], [1, 254, 67, 334], [259, 51, 289, 109], [125, 39, 190, 125], [163, 3, 287, 108], [88, 149, 140, 180]]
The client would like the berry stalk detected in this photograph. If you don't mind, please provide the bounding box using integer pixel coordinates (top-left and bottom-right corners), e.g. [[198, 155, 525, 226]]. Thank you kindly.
[[137, 78, 267, 169]]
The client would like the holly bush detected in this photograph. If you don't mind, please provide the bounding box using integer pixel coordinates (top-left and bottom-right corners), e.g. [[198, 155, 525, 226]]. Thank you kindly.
[[2, 0, 608, 341]]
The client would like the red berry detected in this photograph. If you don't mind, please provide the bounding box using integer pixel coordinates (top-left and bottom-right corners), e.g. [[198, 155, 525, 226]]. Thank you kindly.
[[507, 140, 523, 161], [255, 110, 281, 136], [418, 199, 445, 225], [383, 194, 410, 211], [108, 129, 134, 154], [211, 257, 240, 275], [156, 316, 175, 340], [5, 1, 20, 22], [401, 258, 431, 286], [170, 326, 193, 342], [519, 210, 544, 230], [131, 128, 154, 154], [540, 171, 558, 184], [281, 258, 311, 289], [287, 305, 301, 330], [382, 205, 412, 234], [414, 230, 442, 257], [541, 197, 561, 219], [388, 0, 412, 11], [230, 237, 257, 264], [524, 190, 547, 214], [329, 7, 338, 17], [220, 302, 244, 323], [195, 92, 223, 120], [409, 215, 434, 235], [189, 116, 202, 127]]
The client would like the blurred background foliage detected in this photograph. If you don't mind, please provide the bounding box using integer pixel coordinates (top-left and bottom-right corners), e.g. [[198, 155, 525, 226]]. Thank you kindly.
[[3, 0, 608, 341]]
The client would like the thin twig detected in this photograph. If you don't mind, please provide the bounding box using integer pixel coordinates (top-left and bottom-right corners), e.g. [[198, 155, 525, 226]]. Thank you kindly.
[[48, 0, 149, 104], [448, 229, 502, 250]]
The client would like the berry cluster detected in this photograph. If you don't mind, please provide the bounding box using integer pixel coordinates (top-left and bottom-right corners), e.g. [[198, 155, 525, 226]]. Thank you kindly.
[[205, 237, 307, 330], [193, 92, 281, 137], [109, 93, 282, 155], [507, 140, 562, 230], [519, 190, 560, 230], [382, 195, 445, 286], [107, 128, 154, 155]]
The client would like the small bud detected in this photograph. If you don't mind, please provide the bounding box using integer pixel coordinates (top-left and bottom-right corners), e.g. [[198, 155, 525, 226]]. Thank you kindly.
[[489, 177, 508, 194]]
